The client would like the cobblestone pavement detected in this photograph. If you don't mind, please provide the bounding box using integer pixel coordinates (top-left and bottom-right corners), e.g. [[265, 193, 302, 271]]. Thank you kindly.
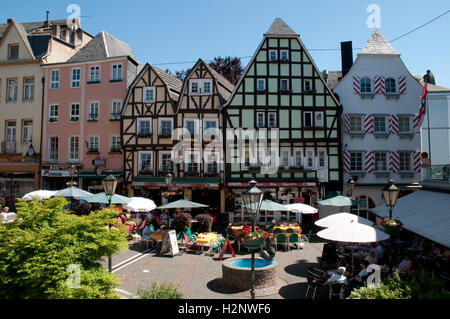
[[107, 238, 326, 299]]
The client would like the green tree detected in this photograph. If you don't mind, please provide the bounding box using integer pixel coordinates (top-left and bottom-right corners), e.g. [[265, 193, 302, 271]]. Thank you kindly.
[[0, 198, 128, 299]]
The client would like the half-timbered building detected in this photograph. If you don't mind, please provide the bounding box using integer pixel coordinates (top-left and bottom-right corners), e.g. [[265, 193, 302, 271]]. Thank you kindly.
[[223, 18, 342, 224], [121, 64, 182, 202]]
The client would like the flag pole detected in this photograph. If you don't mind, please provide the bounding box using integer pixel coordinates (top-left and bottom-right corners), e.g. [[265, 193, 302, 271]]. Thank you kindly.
[[426, 85, 431, 167]]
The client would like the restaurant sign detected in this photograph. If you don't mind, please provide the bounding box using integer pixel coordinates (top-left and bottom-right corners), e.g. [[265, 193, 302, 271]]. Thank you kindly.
[[41, 165, 80, 177], [227, 181, 317, 188], [133, 181, 219, 189]]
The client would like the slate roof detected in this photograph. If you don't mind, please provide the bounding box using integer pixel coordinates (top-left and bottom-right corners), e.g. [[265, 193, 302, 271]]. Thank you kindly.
[[27, 34, 51, 59], [204, 63, 235, 99], [360, 29, 398, 55], [326, 71, 343, 90], [0, 19, 81, 40], [414, 76, 450, 92], [152, 64, 183, 94], [67, 31, 136, 63], [264, 18, 298, 37]]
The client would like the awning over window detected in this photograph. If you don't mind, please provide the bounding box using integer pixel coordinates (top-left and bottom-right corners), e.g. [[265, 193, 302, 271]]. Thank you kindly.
[[370, 190, 450, 248]]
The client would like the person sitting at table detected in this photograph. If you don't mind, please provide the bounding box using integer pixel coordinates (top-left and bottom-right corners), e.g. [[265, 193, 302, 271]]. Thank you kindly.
[[349, 260, 369, 289], [397, 254, 413, 275], [372, 242, 384, 260], [326, 267, 348, 285], [365, 250, 379, 265]]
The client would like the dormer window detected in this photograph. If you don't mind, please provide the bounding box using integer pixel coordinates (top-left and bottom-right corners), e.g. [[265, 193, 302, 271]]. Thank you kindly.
[[203, 81, 211, 94], [191, 81, 199, 94], [8, 44, 19, 60], [189, 79, 212, 95], [143, 87, 155, 102], [360, 77, 372, 93], [269, 50, 277, 62]]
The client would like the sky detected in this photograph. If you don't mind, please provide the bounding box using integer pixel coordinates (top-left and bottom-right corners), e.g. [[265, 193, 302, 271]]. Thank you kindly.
[[2, 0, 450, 87]]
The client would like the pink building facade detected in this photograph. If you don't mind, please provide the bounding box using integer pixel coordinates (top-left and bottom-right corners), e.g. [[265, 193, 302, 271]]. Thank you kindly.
[[40, 31, 138, 192]]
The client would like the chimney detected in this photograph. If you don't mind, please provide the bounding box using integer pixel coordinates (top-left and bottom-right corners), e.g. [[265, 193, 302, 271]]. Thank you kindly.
[[322, 70, 328, 84], [340, 41, 353, 77], [7, 19, 13, 24], [44, 11, 50, 27]]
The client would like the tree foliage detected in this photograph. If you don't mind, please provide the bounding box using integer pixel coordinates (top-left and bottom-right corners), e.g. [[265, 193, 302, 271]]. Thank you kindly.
[[0, 198, 128, 299], [208, 56, 244, 85]]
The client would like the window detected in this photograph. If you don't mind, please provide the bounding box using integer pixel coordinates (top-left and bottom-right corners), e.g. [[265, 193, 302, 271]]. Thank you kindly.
[[349, 115, 363, 133], [360, 77, 371, 93], [257, 79, 266, 92], [88, 102, 99, 121], [8, 44, 19, 60], [304, 79, 313, 92], [184, 119, 198, 136], [294, 149, 303, 168], [139, 152, 153, 174], [315, 112, 324, 127], [110, 136, 121, 152], [111, 101, 121, 120], [398, 115, 411, 133], [203, 81, 211, 94], [23, 77, 34, 101], [303, 112, 313, 128], [385, 78, 396, 94], [205, 154, 218, 174], [306, 149, 314, 168], [268, 112, 277, 128], [5, 121, 16, 144], [160, 152, 173, 172], [88, 136, 99, 152], [22, 120, 32, 144], [158, 118, 173, 136], [71, 69, 81, 88], [256, 112, 265, 128], [399, 152, 411, 171], [49, 105, 58, 122], [350, 152, 363, 171], [137, 118, 152, 136], [186, 153, 199, 173], [280, 79, 289, 92], [269, 50, 277, 61], [48, 137, 58, 161], [190, 81, 199, 94], [89, 66, 100, 82], [204, 119, 217, 130], [7, 79, 18, 101], [280, 50, 289, 62], [50, 70, 59, 89], [281, 149, 290, 168], [374, 116, 387, 133], [143, 87, 155, 102], [70, 104, 80, 122], [318, 150, 327, 168], [375, 152, 387, 171], [69, 136, 79, 161], [111, 64, 122, 81]]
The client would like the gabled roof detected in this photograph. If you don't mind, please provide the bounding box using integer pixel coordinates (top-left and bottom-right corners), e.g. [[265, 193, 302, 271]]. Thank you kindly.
[[264, 17, 298, 37], [414, 75, 450, 93], [360, 29, 398, 55], [67, 31, 137, 63], [152, 64, 183, 94], [27, 34, 51, 59]]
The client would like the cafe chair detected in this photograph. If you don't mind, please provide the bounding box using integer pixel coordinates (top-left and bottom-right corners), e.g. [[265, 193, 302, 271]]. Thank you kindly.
[[287, 233, 300, 250], [276, 233, 288, 251], [305, 268, 326, 299], [286, 228, 294, 233], [273, 228, 282, 234], [329, 282, 347, 299]]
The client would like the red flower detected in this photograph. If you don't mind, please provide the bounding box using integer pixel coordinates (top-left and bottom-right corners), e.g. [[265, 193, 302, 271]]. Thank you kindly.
[[41, 206, 45, 209]]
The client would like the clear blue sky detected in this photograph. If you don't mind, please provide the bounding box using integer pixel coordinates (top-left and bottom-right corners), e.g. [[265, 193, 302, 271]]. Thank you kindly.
[[3, 0, 450, 87]]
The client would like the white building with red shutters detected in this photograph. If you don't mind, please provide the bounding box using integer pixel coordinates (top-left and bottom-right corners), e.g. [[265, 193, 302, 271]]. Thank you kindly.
[[333, 29, 423, 217]]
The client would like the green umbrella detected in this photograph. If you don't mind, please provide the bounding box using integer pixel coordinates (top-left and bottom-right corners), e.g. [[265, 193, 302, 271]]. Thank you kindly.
[[318, 195, 353, 213], [259, 200, 289, 211], [82, 192, 132, 205], [54, 187, 93, 200], [157, 199, 209, 209]]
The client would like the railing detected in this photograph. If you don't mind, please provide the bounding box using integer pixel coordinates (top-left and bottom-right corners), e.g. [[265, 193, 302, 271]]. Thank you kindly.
[[1, 141, 16, 154]]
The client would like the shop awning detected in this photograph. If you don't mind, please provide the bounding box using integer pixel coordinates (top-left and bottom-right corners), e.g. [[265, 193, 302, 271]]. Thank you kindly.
[[227, 179, 317, 188], [133, 177, 220, 188], [370, 190, 450, 248]]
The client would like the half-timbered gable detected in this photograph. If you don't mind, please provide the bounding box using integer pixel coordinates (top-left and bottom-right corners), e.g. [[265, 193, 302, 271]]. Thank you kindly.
[[121, 63, 182, 195], [223, 18, 342, 220]]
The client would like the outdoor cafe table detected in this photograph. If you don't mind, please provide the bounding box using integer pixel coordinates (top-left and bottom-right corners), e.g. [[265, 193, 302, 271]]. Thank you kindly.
[[274, 225, 302, 233], [150, 230, 166, 242], [195, 233, 218, 252], [231, 225, 244, 231]]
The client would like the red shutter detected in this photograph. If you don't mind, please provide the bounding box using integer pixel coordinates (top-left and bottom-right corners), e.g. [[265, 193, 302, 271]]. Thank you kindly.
[[374, 76, 385, 95], [389, 114, 399, 135], [343, 150, 351, 172], [364, 114, 374, 134], [398, 76, 406, 95], [389, 151, 400, 173], [353, 76, 361, 95], [364, 151, 375, 173]]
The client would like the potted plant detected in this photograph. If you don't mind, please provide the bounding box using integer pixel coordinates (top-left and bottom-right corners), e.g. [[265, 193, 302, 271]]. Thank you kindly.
[[172, 212, 192, 234], [66, 181, 78, 187], [378, 218, 402, 235], [235, 227, 269, 249]]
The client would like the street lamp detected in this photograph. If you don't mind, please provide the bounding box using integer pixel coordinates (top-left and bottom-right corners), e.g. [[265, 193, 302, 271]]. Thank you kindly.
[[102, 172, 117, 273], [382, 178, 399, 275], [68, 165, 77, 183], [242, 180, 264, 299], [347, 177, 356, 196], [165, 173, 173, 190]]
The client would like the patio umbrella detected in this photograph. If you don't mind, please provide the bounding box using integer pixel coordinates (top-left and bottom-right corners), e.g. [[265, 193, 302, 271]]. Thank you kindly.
[[54, 187, 93, 200], [318, 195, 353, 213], [157, 199, 209, 209], [284, 203, 318, 214], [315, 212, 373, 228], [259, 200, 289, 211], [22, 190, 57, 200], [317, 222, 389, 268], [82, 192, 132, 205], [123, 197, 156, 212]]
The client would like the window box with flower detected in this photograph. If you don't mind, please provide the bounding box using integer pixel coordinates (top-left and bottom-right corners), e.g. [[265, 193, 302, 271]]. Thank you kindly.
[[235, 227, 270, 249], [377, 218, 402, 235]]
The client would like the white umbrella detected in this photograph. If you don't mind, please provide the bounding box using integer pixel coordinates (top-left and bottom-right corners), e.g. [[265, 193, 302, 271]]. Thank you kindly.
[[22, 190, 57, 200], [123, 197, 157, 212], [315, 212, 373, 228], [284, 203, 318, 214], [317, 222, 389, 268]]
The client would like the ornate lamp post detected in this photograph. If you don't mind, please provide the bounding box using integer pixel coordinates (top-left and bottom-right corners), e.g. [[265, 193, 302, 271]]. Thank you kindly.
[[382, 178, 399, 275], [165, 173, 173, 191], [242, 180, 264, 299], [102, 172, 117, 272], [347, 177, 356, 197], [68, 165, 77, 184]]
